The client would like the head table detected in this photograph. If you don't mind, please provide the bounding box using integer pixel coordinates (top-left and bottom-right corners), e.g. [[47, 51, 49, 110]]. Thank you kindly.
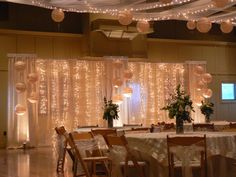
[[122, 131, 236, 177]]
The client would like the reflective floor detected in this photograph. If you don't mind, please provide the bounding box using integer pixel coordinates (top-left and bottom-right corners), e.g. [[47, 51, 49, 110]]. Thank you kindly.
[[0, 147, 73, 177]]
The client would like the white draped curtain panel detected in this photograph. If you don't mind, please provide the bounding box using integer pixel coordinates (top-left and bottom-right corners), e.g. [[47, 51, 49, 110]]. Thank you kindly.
[[8, 55, 205, 148]]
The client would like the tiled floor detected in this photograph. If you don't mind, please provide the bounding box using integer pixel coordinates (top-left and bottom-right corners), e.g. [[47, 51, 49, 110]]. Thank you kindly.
[[0, 147, 74, 177]]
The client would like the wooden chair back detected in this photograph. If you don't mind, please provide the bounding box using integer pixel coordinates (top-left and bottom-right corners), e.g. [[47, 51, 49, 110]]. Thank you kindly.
[[229, 122, 236, 128], [125, 127, 150, 134], [123, 123, 143, 127], [163, 123, 175, 131], [167, 135, 207, 177], [78, 125, 99, 129], [193, 123, 214, 131]]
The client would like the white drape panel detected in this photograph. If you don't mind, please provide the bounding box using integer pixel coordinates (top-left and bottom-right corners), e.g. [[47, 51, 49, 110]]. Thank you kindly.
[[8, 56, 206, 147]]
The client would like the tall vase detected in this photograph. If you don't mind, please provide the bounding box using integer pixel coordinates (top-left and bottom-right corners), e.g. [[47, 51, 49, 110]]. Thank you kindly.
[[176, 117, 184, 134], [108, 118, 113, 128], [205, 115, 210, 123]]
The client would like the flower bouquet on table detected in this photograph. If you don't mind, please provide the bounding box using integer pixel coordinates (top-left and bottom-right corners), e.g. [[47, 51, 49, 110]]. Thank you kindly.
[[103, 97, 119, 128], [200, 100, 214, 123], [161, 84, 194, 133]]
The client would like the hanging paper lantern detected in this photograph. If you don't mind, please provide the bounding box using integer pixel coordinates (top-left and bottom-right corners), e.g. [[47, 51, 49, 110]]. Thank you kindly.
[[194, 65, 204, 75], [15, 61, 26, 71], [124, 70, 133, 79], [27, 92, 38, 103], [112, 94, 123, 104], [202, 73, 213, 83], [15, 104, 26, 116], [136, 20, 150, 33], [220, 21, 233, 33], [113, 60, 123, 69], [118, 10, 133, 26], [51, 9, 65, 23], [202, 88, 213, 98], [212, 0, 229, 8], [15, 82, 26, 93], [196, 80, 205, 91], [113, 78, 123, 88], [186, 20, 196, 30], [123, 87, 133, 98], [27, 73, 38, 83], [197, 18, 212, 33], [195, 95, 204, 106], [160, 0, 172, 3]]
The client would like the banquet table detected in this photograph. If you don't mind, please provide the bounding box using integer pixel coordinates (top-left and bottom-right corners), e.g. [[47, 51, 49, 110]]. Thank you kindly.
[[109, 131, 236, 177]]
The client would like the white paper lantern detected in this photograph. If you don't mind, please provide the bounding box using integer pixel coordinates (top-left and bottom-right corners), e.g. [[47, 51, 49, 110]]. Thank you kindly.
[[212, 0, 229, 8], [113, 78, 123, 88], [194, 65, 204, 75], [113, 60, 123, 69], [124, 70, 133, 79], [202, 88, 213, 98], [118, 11, 133, 26], [15, 61, 26, 71], [220, 21, 233, 33], [187, 21, 196, 30], [160, 0, 172, 3], [51, 9, 65, 23], [123, 87, 133, 97], [15, 82, 26, 93], [27, 73, 38, 83], [136, 20, 150, 33], [27, 92, 38, 103], [197, 18, 212, 33], [202, 73, 213, 83], [15, 104, 26, 116], [112, 94, 123, 104], [196, 80, 205, 91]]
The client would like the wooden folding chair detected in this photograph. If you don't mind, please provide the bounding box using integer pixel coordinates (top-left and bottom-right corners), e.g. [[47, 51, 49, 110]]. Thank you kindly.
[[78, 125, 99, 129], [91, 128, 117, 147], [229, 122, 236, 128], [124, 127, 150, 134], [123, 123, 143, 127], [167, 135, 207, 177], [105, 135, 147, 177], [192, 123, 214, 132]]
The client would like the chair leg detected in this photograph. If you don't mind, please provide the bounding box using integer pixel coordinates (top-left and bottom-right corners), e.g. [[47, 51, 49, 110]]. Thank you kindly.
[[57, 148, 66, 174]]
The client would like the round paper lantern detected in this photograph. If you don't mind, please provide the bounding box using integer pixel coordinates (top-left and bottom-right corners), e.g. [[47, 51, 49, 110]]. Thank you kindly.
[[27, 73, 38, 83], [220, 21, 233, 33], [197, 18, 212, 33], [196, 80, 205, 91], [124, 70, 133, 79], [160, 0, 172, 3], [15, 61, 26, 71], [202, 88, 213, 98], [113, 78, 123, 88], [118, 11, 133, 26], [136, 20, 150, 33], [202, 73, 213, 83], [15, 82, 26, 93], [123, 87, 133, 97], [112, 94, 123, 104], [51, 9, 65, 23], [186, 20, 196, 30], [15, 104, 26, 116], [195, 95, 204, 106], [113, 60, 123, 69], [212, 0, 229, 8], [194, 65, 204, 75], [27, 92, 38, 103]]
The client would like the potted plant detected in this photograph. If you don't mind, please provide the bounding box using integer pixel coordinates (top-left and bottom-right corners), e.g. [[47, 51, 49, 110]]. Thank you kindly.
[[200, 100, 214, 123], [161, 84, 194, 133], [103, 97, 119, 128]]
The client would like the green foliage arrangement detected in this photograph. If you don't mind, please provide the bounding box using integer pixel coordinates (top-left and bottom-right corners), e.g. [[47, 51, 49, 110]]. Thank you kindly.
[[103, 97, 119, 120], [200, 101, 214, 119], [161, 84, 194, 122]]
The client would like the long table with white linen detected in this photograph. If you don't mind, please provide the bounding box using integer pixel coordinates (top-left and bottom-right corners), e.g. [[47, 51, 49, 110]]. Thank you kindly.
[[118, 132, 236, 177]]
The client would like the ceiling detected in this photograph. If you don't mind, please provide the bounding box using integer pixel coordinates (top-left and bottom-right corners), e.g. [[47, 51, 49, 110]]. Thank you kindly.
[[2, 0, 236, 25]]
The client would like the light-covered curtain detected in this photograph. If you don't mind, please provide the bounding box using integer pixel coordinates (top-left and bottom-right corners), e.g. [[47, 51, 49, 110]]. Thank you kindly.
[[8, 56, 206, 147]]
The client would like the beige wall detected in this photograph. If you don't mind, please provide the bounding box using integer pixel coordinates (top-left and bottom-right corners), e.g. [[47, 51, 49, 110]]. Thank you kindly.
[[147, 39, 236, 122], [0, 29, 85, 148]]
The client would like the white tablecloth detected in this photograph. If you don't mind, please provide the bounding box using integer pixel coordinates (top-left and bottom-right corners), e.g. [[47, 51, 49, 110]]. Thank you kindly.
[[117, 132, 236, 177]]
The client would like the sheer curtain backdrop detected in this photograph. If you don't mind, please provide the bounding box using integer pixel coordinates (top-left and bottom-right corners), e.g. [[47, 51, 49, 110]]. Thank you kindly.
[[8, 55, 205, 148]]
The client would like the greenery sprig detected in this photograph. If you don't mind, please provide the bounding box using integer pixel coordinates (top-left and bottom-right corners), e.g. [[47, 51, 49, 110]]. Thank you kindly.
[[103, 97, 119, 120], [200, 100, 214, 118]]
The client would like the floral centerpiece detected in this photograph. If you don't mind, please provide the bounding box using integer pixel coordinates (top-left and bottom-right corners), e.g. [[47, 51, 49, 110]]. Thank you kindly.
[[161, 84, 194, 133], [103, 97, 119, 128], [200, 100, 214, 123]]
